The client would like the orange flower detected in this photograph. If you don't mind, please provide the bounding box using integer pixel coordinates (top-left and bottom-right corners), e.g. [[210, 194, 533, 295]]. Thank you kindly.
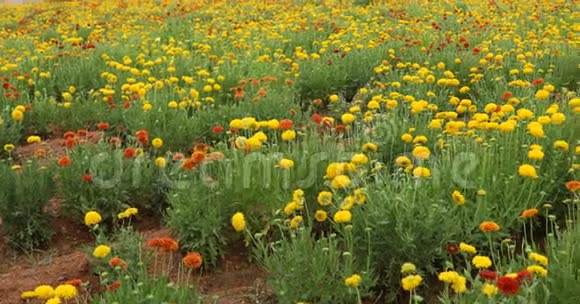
[[182, 158, 197, 170], [108, 257, 128, 270], [520, 208, 539, 219], [146, 238, 179, 252], [565, 181, 580, 192], [279, 119, 294, 130], [193, 142, 209, 153], [480, 221, 500, 232], [182, 252, 203, 269], [35, 148, 46, 158], [107, 280, 121, 291], [191, 151, 206, 164], [208, 152, 224, 161], [58, 156, 72, 167], [65, 279, 82, 287]]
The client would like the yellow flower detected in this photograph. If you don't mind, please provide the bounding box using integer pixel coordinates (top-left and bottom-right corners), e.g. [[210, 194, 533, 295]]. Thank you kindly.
[[46, 297, 61, 304], [279, 158, 294, 169], [438, 271, 460, 283], [551, 112, 565, 124], [11, 109, 24, 122], [84, 211, 102, 226], [231, 212, 246, 232], [400, 263, 416, 274], [3, 144, 15, 152], [534, 89, 550, 100], [314, 210, 327, 222], [283, 202, 297, 215], [528, 149, 545, 160], [290, 215, 303, 229], [330, 175, 351, 189], [401, 133, 413, 143], [412, 146, 430, 159], [412, 167, 431, 178], [351, 153, 368, 166], [93, 245, 111, 259], [482, 283, 498, 297], [329, 94, 339, 102], [26, 135, 42, 143], [527, 265, 548, 277], [54, 284, 77, 300], [529, 252, 548, 266], [518, 164, 538, 179], [152, 137, 163, 148], [155, 157, 167, 168], [333, 210, 352, 223], [451, 275, 467, 293], [344, 274, 362, 287], [401, 274, 422, 291], [395, 156, 412, 167], [553, 140, 569, 152], [459, 242, 477, 254], [362, 142, 378, 152], [317, 191, 333, 206], [472, 255, 492, 269], [281, 130, 296, 141], [34, 285, 55, 300], [451, 190, 465, 206], [230, 119, 244, 129], [20, 291, 36, 299], [341, 113, 355, 124]]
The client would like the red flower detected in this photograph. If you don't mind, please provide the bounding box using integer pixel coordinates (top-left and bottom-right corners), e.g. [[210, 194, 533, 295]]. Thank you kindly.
[[172, 153, 184, 161], [312, 113, 322, 124], [446, 243, 459, 255], [123, 101, 131, 109], [532, 78, 544, 86], [135, 130, 149, 145], [63, 131, 76, 140], [146, 238, 179, 252], [124, 147, 136, 159], [82, 174, 93, 183], [497, 276, 520, 295], [65, 279, 82, 287], [58, 156, 72, 167], [65, 137, 77, 149], [107, 280, 121, 291], [182, 252, 203, 269], [109, 137, 122, 147], [335, 124, 347, 133], [108, 257, 128, 270], [517, 269, 532, 283], [77, 130, 88, 137], [279, 119, 294, 130], [212, 125, 224, 134], [479, 269, 497, 281], [501, 91, 512, 100], [97, 122, 110, 130], [565, 181, 580, 192]]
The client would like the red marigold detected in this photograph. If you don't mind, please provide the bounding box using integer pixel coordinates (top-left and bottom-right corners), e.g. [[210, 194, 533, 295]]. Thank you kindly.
[[517, 269, 532, 283], [191, 151, 206, 164], [77, 130, 88, 137], [446, 243, 459, 255], [279, 119, 294, 130], [565, 181, 580, 192], [65, 279, 82, 287], [58, 156, 72, 167], [146, 238, 179, 252], [97, 122, 110, 130], [63, 131, 76, 140], [182, 252, 203, 269], [312, 113, 322, 124], [182, 158, 197, 170], [107, 280, 121, 291], [123, 147, 136, 159], [108, 257, 128, 270], [82, 174, 93, 183], [501, 91, 512, 100], [479, 269, 497, 281], [172, 153, 185, 161], [335, 124, 347, 133], [64, 137, 77, 149], [532, 78, 544, 86], [109, 137, 122, 147], [497, 276, 520, 295], [212, 125, 224, 134], [520, 208, 539, 219], [135, 130, 149, 145]]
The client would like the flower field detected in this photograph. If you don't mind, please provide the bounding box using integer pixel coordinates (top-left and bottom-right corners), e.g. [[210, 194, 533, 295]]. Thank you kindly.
[[0, 0, 578, 303]]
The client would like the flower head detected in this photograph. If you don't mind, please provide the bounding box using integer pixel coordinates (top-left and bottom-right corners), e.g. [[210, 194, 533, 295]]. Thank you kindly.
[[93, 245, 111, 258], [54, 284, 77, 300], [518, 164, 538, 179], [497, 276, 520, 295], [333, 210, 352, 223], [146, 238, 179, 252], [344, 274, 362, 287], [183, 252, 203, 269], [400, 263, 416, 274], [84, 211, 102, 226], [401, 274, 422, 291], [231, 212, 246, 232], [459, 242, 477, 254], [520, 208, 539, 219], [34, 285, 55, 300], [480, 221, 500, 232], [472, 256, 492, 269]]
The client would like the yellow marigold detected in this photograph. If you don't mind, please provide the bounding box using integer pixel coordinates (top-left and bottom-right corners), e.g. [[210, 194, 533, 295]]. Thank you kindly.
[[412, 167, 431, 178], [281, 130, 296, 141], [459, 242, 477, 254], [341, 113, 355, 124], [395, 156, 412, 167], [93, 245, 111, 259], [84, 211, 102, 227], [330, 175, 351, 189], [26, 135, 42, 143], [480, 221, 500, 232], [472, 256, 492, 269], [344, 274, 362, 287], [527, 265, 548, 277], [551, 112, 565, 124], [482, 283, 498, 297], [34, 285, 55, 300], [529, 252, 548, 266], [351, 153, 368, 165], [528, 149, 544, 160], [230, 119, 244, 129], [333, 210, 352, 223], [231, 212, 246, 232], [438, 271, 460, 283], [451, 275, 467, 293], [401, 274, 422, 291], [155, 157, 167, 168], [329, 94, 340, 102], [279, 158, 294, 169], [400, 263, 416, 274], [290, 215, 303, 229], [553, 140, 569, 152], [46, 297, 61, 304], [314, 210, 327, 222], [11, 109, 24, 122], [518, 164, 538, 179], [412, 146, 430, 159], [534, 89, 550, 100], [151, 137, 163, 148], [54, 284, 77, 300], [3, 143, 15, 152], [401, 133, 413, 143], [20, 291, 36, 299], [451, 190, 465, 206], [317, 191, 333, 206], [362, 142, 378, 152]]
